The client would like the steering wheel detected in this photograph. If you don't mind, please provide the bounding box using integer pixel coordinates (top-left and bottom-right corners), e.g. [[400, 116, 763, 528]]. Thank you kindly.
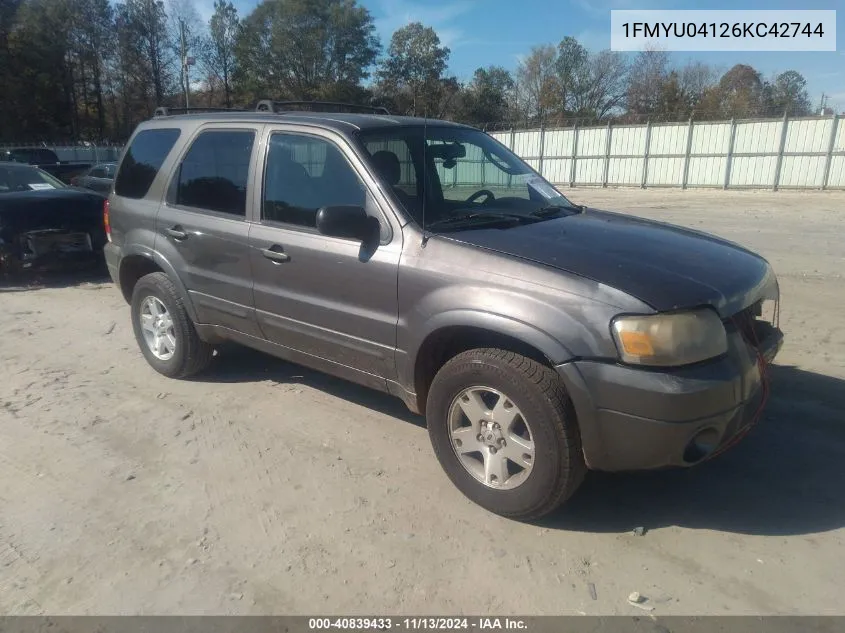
[[465, 189, 495, 205]]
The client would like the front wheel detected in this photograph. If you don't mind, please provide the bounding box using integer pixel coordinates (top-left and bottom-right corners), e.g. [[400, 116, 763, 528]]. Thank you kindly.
[[426, 348, 586, 520]]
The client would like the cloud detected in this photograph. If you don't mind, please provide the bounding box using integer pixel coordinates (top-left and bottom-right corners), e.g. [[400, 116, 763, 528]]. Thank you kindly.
[[373, 0, 476, 50], [573, 0, 669, 19]]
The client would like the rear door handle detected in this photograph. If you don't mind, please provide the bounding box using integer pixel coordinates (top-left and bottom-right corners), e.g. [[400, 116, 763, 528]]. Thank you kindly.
[[165, 226, 188, 240], [261, 246, 291, 263]]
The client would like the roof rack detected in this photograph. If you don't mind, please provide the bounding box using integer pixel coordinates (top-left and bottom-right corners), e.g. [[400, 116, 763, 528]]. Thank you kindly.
[[153, 106, 247, 117], [152, 100, 391, 119], [254, 100, 390, 115]]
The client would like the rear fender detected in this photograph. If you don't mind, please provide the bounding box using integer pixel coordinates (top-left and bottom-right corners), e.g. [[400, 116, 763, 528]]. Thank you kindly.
[[119, 244, 199, 323]]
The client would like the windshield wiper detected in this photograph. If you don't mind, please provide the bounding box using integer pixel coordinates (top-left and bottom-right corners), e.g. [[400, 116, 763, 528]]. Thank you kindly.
[[426, 211, 529, 229], [529, 204, 585, 218]]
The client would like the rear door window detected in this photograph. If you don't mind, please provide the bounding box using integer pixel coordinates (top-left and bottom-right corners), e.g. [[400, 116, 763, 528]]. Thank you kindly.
[[114, 128, 181, 199], [168, 130, 255, 218]]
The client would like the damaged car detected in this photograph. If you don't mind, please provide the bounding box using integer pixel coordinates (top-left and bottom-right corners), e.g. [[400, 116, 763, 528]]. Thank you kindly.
[[0, 162, 107, 276]]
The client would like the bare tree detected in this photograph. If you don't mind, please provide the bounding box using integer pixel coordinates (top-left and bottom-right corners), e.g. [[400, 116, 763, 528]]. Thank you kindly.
[[570, 50, 628, 120], [625, 47, 670, 116], [516, 44, 559, 124], [679, 60, 717, 109]]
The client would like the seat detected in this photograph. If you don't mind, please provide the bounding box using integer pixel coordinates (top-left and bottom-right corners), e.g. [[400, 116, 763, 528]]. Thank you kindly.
[[369, 150, 421, 221]]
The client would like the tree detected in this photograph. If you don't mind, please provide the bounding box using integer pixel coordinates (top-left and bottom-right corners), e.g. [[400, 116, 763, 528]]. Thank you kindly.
[[624, 57, 717, 120], [376, 22, 449, 116], [626, 48, 670, 117], [555, 36, 587, 113], [235, 0, 379, 102], [206, 0, 239, 107], [458, 66, 515, 125], [769, 70, 811, 116], [569, 50, 628, 120], [715, 64, 766, 117], [516, 44, 559, 124], [658, 71, 689, 119], [117, 0, 173, 106], [0, 0, 22, 139], [679, 60, 716, 111], [69, 0, 115, 140], [7, 0, 76, 139]]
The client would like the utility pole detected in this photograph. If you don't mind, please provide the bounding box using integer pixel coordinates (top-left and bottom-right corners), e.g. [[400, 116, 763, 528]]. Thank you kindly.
[[180, 18, 190, 109], [818, 93, 828, 115]]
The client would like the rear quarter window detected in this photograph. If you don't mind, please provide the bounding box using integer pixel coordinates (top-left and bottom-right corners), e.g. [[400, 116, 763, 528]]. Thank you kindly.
[[114, 128, 181, 199]]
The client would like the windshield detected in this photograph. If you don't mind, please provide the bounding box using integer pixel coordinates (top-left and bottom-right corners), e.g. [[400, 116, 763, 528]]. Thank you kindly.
[[358, 126, 578, 232], [0, 165, 66, 193]]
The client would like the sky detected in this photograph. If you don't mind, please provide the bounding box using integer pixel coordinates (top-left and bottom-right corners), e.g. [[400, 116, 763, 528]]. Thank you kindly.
[[193, 0, 845, 112]]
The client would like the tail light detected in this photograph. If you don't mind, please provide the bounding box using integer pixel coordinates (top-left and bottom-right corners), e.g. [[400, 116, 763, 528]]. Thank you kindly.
[[103, 198, 112, 242]]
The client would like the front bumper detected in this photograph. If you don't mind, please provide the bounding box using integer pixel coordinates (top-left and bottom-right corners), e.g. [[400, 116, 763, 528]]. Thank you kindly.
[[557, 322, 783, 472], [1, 238, 102, 276]]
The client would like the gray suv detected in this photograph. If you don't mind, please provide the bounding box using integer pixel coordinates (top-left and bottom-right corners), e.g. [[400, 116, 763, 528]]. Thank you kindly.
[[104, 103, 783, 519]]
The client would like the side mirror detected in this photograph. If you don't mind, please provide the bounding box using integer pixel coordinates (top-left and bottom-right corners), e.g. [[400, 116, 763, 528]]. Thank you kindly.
[[315, 205, 372, 241]]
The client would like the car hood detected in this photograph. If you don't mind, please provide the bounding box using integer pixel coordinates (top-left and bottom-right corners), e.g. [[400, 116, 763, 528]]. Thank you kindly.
[[440, 208, 777, 317], [0, 187, 104, 235]]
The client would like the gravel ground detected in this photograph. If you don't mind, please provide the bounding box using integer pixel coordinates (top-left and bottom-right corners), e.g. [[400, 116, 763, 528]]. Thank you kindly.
[[0, 188, 843, 616]]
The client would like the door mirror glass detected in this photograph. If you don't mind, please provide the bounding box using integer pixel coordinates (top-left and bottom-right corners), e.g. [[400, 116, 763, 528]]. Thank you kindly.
[[316, 205, 371, 241]]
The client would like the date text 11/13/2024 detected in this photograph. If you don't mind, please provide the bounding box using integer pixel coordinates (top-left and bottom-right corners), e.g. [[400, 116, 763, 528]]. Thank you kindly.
[[308, 618, 528, 630]]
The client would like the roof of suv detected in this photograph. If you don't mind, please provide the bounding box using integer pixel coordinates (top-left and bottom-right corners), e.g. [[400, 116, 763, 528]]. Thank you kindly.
[[145, 111, 475, 133]]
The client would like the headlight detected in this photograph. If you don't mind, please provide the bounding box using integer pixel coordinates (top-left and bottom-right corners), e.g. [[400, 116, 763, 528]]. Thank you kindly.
[[611, 309, 727, 366]]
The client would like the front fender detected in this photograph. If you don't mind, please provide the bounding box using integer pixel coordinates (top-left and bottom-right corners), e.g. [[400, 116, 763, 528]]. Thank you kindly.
[[413, 308, 575, 366], [397, 299, 588, 395]]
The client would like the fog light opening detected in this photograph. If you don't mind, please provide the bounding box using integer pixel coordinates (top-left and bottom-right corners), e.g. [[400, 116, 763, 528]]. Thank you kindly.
[[683, 427, 721, 464]]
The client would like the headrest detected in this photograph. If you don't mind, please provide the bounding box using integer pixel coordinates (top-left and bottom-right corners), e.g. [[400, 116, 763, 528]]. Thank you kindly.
[[370, 150, 401, 186]]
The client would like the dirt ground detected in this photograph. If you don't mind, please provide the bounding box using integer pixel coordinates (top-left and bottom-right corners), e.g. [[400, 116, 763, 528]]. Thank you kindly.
[[1, 188, 844, 616]]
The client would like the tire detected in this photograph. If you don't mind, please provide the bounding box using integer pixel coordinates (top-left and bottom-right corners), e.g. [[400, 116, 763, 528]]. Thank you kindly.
[[426, 348, 586, 520], [130, 272, 213, 379]]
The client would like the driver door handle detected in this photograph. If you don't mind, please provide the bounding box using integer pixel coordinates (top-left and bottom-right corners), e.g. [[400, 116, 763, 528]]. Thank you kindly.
[[165, 226, 188, 240], [261, 246, 291, 263]]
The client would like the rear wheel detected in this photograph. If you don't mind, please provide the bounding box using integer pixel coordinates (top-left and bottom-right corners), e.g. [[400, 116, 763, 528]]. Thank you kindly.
[[426, 348, 585, 520], [130, 272, 213, 378]]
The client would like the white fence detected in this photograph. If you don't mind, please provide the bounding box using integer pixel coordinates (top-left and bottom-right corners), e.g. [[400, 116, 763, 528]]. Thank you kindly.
[[488, 115, 845, 190]]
